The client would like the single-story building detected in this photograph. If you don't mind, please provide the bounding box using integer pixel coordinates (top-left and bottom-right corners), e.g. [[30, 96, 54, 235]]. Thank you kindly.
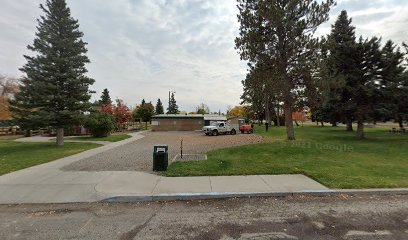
[[152, 114, 227, 131]]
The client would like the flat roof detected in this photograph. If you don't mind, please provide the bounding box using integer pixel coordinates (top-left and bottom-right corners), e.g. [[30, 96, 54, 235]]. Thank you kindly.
[[153, 114, 204, 119], [204, 116, 227, 121], [153, 114, 227, 120]]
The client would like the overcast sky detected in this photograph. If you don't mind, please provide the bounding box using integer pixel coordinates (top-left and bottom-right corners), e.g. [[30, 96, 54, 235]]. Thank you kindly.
[[1, 0, 407, 112]]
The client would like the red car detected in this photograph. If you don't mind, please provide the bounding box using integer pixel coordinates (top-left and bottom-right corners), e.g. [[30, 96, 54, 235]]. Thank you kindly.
[[239, 125, 254, 134]]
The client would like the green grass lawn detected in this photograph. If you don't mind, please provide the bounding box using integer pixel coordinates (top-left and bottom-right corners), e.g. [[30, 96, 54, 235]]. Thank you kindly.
[[166, 124, 408, 189], [67, 134, 132, 142], [0, 141, 100, 176]]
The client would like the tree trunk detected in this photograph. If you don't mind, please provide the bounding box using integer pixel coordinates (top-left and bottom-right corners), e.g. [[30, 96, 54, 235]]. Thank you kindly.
[[331, 121, 337, 127], [265, 98, 272, 126], [284, 103, 295, 140], [320, 121, 325, 127], [145, 122, 148, 130], [346, 119, 353, 131], [295, 120, 299, 127], [25, 130, 32, 137], [276, 109, 281, 127], [357, 120, 365, 139], [398, 118, 404, 128], [56, 128, 64, 146]]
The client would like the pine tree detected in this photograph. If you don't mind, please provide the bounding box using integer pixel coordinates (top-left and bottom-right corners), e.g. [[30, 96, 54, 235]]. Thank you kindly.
[[304, 37, 333, 127], [324, 10, 358, 131], [167, 93, 179, 114], [99, 89, 112, 105], [236, 0, 335, 140], [353, 37, 382, 139], [380, 41, 406, 127], [155, 98, 164, 115], [10, 0, 94, 146]]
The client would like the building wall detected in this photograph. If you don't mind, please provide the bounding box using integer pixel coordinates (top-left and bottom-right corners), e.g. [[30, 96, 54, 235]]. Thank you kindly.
[[152, 118, 204, 131]]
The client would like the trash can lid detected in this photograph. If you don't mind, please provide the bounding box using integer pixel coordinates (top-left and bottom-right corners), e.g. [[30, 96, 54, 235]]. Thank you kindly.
[[154, 145, 168, 152], [154, 144, 168, 147]]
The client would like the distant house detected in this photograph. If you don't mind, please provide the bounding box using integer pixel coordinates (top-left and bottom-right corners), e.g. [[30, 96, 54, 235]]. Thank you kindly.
[[151, 114, 227, 131]]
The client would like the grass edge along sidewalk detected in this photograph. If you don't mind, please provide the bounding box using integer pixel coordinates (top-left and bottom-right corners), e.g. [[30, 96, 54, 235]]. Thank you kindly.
[[0, 141, 101, 176], [166, 125, 408, 189]]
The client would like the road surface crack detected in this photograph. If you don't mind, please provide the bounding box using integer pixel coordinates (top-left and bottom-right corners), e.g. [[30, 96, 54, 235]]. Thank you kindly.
[[119, 205, 163, 240]]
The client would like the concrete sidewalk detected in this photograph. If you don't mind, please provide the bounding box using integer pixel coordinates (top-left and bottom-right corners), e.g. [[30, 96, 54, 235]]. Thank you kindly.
[[0, 168, 331, 204]]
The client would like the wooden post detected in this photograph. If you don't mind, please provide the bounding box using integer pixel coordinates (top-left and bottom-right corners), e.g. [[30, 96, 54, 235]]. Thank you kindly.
[[180, 139, 183, 159]]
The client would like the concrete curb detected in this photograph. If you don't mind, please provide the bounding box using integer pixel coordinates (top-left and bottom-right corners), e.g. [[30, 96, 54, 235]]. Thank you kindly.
[[335, 188, 408, 196], [100, 189, 408, 203]]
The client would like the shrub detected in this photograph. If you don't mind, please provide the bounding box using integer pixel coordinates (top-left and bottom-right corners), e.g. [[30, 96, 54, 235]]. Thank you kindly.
[[84, 112, 115, 137]]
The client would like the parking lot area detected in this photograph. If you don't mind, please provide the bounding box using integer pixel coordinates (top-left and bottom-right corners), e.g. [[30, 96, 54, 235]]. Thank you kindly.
[[62, 131, 264, 173]]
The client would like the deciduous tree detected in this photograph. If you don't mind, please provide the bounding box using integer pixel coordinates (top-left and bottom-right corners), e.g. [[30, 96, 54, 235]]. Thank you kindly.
[[196, 103, 210, 115], [0, 76, 19, 121], [133, 100, 154, 129], [102, 99, 131, 131]]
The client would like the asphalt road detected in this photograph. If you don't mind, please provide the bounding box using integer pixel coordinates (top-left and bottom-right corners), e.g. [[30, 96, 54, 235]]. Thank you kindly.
[[1, 194, 408, 240]]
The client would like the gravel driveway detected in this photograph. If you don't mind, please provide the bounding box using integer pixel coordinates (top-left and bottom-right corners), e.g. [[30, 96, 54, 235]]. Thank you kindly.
[[62, 131, 264, 173]]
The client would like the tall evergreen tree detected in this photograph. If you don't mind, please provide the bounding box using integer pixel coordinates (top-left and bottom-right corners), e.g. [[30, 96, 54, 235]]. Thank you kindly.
[[10, 0, 94, 146], [241, 60, 280, 126], [167, 93, 179, 114], [155, 98, 164, 115], [380, 41, 406, 127], [353, 37, 382, 139], [324, 10, 358, 132], [236, 0, 335, 140], [398, 71, 408, 127], [304, 37, 332, 127], [99, 88, 112, 105]]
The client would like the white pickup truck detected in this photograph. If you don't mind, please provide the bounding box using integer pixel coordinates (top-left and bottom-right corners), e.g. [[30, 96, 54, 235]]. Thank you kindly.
[[202, 122, 237, 136]]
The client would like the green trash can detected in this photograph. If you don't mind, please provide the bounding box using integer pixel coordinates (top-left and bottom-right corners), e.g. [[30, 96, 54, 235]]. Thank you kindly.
[[153, 145, 168, 171]]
